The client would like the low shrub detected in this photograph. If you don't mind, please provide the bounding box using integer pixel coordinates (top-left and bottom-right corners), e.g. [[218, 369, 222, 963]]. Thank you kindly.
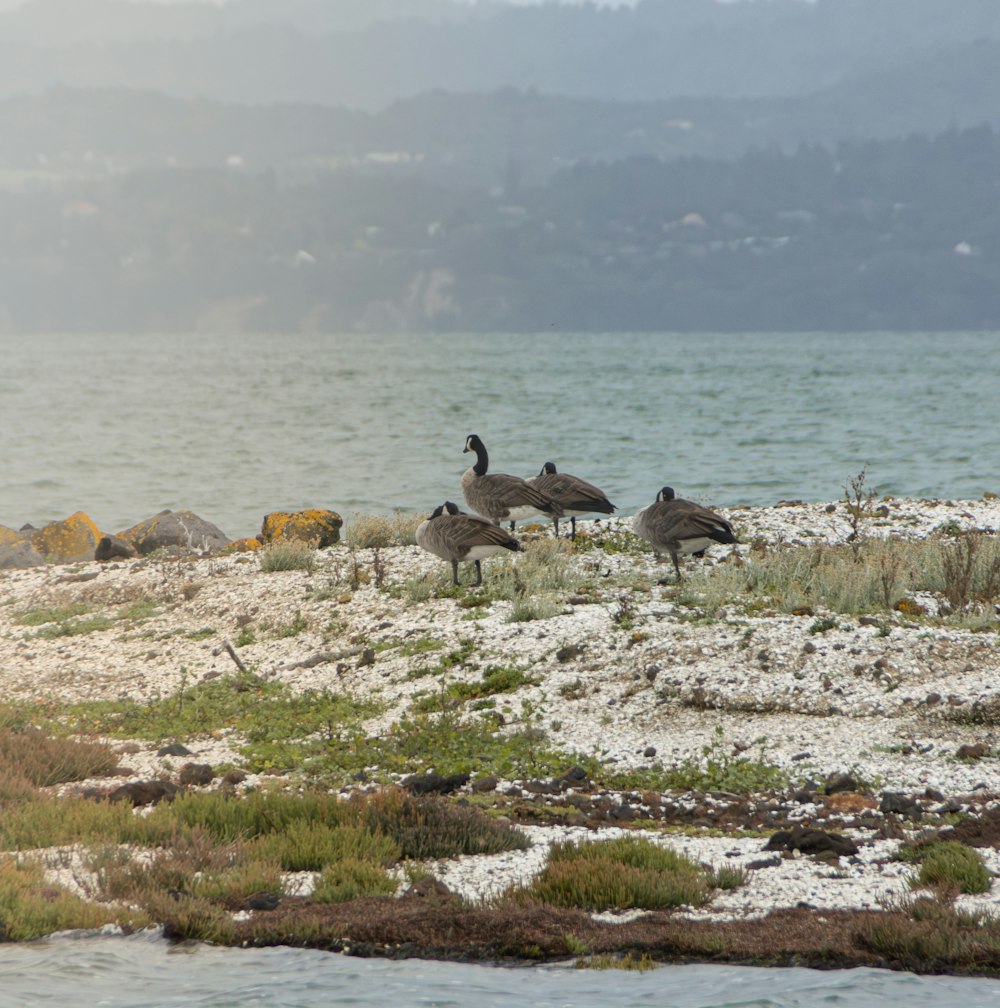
[[310, 858, 399, 903], [259, 541, 317, 573], [506, 836, 717, 911]]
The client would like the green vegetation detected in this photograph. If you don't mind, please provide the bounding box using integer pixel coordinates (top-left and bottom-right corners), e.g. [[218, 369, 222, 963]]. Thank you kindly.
[[0, 787, 526, 942], [674, 535, 1000, 626], [413, 664, 537, 713], [344, 513, 423, 549], [504, 836, 732, 911], [898, 841, 994, 895], [259, 542, 317, 573], [0, 857, 147, 941]]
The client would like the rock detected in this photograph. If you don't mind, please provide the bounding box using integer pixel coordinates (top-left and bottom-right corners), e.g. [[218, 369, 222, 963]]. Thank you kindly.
[[0, 539, 46, 569], [764, 826, 859, 857], [555, 644, 585, 662], [0, 523, 28, 548], [105, 780, 180, 807], [119, 509, 230, 556], [157, 743, 193, 757], [826, 791, 878, 814], [401, 772, 470, 795], [222, 769, 248, 786], [643, 746, 657, 758], [403, 876, 456, 902], [644, 664, 660, 682], [226, 537, 263, 552], [823, 771, 859, 795], [95, 535, 137, 562], [880, 792, 921, 817], [178, 763, 215, 786], [558, 766, 589, 788], [471, 776, 499, 793], [30, 511, 103, 563], [260, 509, 342, 548], [245, 892, 281, 911]]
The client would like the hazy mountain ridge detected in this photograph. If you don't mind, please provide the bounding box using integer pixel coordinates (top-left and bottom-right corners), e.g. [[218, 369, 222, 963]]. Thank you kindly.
[[2, 0, 999, 107]]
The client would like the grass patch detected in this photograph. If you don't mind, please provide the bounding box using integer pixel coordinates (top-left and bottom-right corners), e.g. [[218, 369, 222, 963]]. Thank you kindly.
[[344, 512, 423, 549], [676, 535, 1000, 622], [899, 840, 993, 895], [0, 856, 147, 941], [413, 664, 537, 713], [504, 836, 722, 911], [0, 728, 120, 787], [54, 674, 380, 762], [259, 542, 317, 573], [311, 858, 399, 902]]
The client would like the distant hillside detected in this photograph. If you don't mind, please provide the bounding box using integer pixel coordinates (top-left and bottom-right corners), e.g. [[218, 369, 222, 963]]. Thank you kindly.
[[1, 125, 997, 333], [4, 48, 999, 190], [1, 0, 999, 107]]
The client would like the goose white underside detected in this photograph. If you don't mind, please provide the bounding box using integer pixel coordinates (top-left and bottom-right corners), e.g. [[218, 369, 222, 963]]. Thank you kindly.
[[463, 544, 507, 561], [676, 536, 717, 555], [505, 504, 547, 521]]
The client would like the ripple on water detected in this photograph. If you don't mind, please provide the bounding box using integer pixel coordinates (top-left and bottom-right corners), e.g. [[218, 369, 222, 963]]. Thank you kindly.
[[2, 933, 1000, 1008]]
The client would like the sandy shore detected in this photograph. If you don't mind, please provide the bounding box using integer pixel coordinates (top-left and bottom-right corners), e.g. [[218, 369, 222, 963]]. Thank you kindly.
[[3, 494, 1000, 925]]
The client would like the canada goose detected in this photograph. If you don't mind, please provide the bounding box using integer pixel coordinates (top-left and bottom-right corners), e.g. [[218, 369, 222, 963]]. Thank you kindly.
[[461, 434, 563, 530], [530, 461, 616, 538], [632, 486, 736, 580], [416, 501, 523, 586]]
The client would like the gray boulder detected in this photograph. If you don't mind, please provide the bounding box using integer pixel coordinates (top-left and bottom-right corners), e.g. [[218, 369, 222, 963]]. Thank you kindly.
[[0, 539, 46, 569], [118, 509, 230, 556]]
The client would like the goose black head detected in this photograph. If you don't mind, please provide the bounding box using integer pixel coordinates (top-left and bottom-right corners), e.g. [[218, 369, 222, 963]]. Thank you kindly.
[[657, 486, 676, 502], [464, 434, 482, 454], [429, 504, 446, 519], [540, 461, 557, 476], [443, 501, 462, 515]]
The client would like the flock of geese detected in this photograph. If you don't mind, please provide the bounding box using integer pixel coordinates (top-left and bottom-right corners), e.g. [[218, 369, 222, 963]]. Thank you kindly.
[[415, 434, 737, 586]]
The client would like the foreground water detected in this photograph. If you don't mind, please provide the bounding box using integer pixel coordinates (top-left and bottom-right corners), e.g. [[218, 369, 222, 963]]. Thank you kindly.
[[1, 332, 998, 539], [1, 932, 1000, 1008]]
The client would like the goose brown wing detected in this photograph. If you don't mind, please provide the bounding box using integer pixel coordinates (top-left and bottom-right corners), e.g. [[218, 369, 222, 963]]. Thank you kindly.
[[535, 472, 613, 511], [442, 513, 519, 549], [671, 505, 736, 542], [482, 473, 563, 514]]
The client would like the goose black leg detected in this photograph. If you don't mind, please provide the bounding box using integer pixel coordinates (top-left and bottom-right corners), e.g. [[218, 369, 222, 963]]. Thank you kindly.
[[451, 559, 460, 586], [473, 560, 483, 587]]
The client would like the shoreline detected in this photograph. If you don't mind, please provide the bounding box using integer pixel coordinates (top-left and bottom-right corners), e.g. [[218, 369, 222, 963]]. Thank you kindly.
[[2, 494, 1000, 971]]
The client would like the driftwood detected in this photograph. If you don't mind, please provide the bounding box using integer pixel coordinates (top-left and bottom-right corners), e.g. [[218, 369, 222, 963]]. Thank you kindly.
[[282, 647, 366, 671]]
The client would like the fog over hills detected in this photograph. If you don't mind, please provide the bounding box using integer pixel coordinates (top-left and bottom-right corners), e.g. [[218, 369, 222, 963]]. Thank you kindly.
[[1, 0, 998, 333]]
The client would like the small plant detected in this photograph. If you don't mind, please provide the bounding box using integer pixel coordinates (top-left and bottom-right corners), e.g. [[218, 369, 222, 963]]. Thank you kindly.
[[234, 626, 257, 647], [274, 611, 309, 638], [259, 541, 317, 573], [904, 841, 993, 895], [344, 512, 422, 549], [310, 858, 398, 903], [843, 465, 878, 561], [505, 836, 717, 911], [807, 616, 838, 634], [575, 953, 658, 971]]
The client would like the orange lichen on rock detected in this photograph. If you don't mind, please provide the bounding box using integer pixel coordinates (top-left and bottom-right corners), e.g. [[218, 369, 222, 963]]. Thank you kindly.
[[260, 509, 343, 548], [0, 524, 25, 548], [226, 537, 264, 552], [824, 792, 878, 814], [30, 511, 103, 564]]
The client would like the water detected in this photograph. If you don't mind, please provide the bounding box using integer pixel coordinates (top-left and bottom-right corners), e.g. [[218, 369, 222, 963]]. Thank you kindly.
[[1, 332, 997, 540], [1, 931, 999, 1008]]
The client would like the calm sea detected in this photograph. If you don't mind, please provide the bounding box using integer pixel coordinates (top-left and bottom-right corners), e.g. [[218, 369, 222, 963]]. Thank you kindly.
[[0, 931, 999, 1008], [1, 331, 998, 540]]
